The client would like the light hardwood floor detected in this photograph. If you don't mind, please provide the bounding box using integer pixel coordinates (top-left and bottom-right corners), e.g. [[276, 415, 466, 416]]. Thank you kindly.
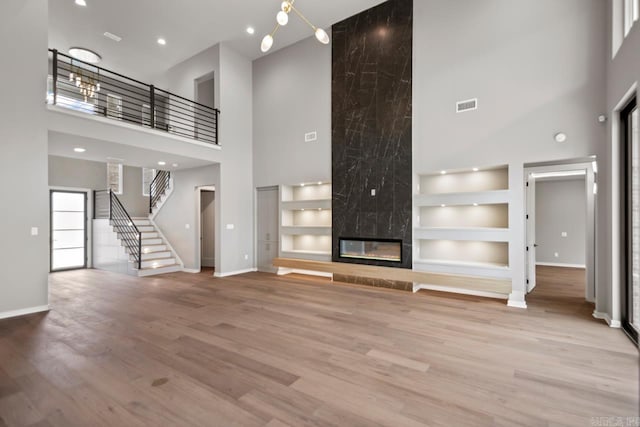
[[0, 266, 637, 426]]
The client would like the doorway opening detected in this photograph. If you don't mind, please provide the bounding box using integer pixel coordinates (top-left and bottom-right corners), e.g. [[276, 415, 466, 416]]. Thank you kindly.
[[194, 72, 215, 141], [524, 160, 597, 311], [50, 190, 88, 272], [198, 186, 216, 272]]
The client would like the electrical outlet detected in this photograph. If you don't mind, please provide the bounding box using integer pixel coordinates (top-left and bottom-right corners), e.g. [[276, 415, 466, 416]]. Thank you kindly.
[[371, 189, 376, 196], [226, 224, 235, 230], [561, 232, 568, 238], [244, 254, 249, 260], [304, 131, 318, 142], [185, 224, 190, 229], [554, 252, 559, 258], [31, 227, 38, 236]]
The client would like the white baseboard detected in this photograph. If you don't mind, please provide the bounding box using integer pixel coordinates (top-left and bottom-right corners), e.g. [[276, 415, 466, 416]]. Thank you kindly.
[[507, 299, 528, 309], [182, 268, 201, 274], [214, 268, 257, 278], [413, 283, 508, 300], [536, 262, 586, 269], [0, 305, 50, 320], [278, 267, 333, 279], [507, 290, 528, 309], [592, 311, 622, 328]]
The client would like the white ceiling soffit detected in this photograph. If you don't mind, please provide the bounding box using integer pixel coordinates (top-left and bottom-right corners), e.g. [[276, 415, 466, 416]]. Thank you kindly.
[[48, 0, 386, 82], [48, 131, 215, 171]]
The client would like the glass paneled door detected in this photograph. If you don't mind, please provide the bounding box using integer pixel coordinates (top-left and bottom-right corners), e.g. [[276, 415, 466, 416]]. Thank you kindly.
[[622, 97, 639, 343], [50, 191, 87, 272]]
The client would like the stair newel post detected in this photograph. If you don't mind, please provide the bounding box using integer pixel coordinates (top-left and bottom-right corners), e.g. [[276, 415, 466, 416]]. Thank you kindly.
[[149, 85, 155, 129], [138, 232, 142, 270], [52, 49, 58, 106], [109, 189, 113, 221]]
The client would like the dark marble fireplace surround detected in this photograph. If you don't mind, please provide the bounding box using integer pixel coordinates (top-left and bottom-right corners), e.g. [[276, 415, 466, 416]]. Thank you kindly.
[[331, 0, 413, 269]]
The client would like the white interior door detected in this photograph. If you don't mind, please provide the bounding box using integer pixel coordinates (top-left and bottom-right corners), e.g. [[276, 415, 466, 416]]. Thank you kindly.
[[51, 191, 87, 271], [257, 187, 279, 273], [526, 178, 537, 292]]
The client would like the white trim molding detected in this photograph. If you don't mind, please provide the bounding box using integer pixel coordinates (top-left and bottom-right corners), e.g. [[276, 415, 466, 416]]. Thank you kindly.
[[214, 268, 257, 278], [592, 311, 622, 328], [0, 305, 50, 321], [413, 283, 508, 300], [277, 267, 333, 278], [536, 262, 587, 269], [182, 268, 201, 274], [507, 290, 528, 309]]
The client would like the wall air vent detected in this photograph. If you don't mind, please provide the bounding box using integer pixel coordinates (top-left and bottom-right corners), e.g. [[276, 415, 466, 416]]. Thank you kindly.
[[456, 98, 478, 113]]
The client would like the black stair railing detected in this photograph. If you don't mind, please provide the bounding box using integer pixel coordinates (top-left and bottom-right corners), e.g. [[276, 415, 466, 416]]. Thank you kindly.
[[95, 189, 142, 269], [150, 170, 171, 214], [48, 49, 220, 145]]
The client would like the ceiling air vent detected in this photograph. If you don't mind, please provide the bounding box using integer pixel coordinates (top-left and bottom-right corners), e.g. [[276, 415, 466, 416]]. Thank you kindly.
[[456, 98, 478, 113], [103, 32, 122, 42]]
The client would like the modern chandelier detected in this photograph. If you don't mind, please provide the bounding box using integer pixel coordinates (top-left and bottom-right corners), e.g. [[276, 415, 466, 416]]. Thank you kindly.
[[261, 0, 330, 53], [69, 64, 101, 102]]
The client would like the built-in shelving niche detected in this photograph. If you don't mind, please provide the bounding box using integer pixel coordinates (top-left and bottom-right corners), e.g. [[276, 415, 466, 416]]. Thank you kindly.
[[413, 166, 513, 287], [280, 182, 332, 262]]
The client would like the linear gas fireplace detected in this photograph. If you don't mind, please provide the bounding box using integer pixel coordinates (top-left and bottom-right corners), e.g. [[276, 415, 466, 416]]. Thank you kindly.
[[339, 238, 402, 263]]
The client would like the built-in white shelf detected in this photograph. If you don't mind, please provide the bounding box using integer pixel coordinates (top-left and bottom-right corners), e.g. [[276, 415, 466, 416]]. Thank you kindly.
[[281, 226, 332, 236], [281, 199, 332, 211], [412, 165, 513, 297], [413, 258, 511, 279], [413, 190, 509, 207], [279, 182, 332, 263], [413, 227, 509, 242], [280, 250, 332, 262]]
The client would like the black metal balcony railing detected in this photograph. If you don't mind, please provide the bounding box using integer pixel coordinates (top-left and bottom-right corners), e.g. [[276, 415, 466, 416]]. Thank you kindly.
[[48, 49, 220, 145]]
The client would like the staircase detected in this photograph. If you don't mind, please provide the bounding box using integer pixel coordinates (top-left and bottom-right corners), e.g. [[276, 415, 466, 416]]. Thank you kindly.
[[94, 177, 182, 277], [127, 217, 182, 276]]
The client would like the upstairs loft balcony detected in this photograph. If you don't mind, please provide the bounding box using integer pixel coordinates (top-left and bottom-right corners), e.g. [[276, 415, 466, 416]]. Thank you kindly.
[[47, 49, 220, 146]]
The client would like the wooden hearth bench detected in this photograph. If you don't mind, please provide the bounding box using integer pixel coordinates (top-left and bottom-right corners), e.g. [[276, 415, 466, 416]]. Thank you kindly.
[[272, 258, 512, 296]]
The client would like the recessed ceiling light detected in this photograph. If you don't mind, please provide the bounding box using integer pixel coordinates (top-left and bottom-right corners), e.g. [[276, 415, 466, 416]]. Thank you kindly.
[[472, 167, 479, 172], [317, 181, 323, 185], [300, 183, 305, 187], [157, 38, 167, 46], [172, 163, 179, 168], [440, 170, 447, 175], [246, 27, 255, 35], [74, 147, 86, 153], [68, 47, 101, 64], [75, 0, 86, 6], [440, 204, 446, 208], [473, 203, 479, 207], [158, 161, 166, 166]]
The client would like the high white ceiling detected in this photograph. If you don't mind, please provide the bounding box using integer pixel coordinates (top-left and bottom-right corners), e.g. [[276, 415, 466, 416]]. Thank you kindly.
[[48, 0, 385, 82]]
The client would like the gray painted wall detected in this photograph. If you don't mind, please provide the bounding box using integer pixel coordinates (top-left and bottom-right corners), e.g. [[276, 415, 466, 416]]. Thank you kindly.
[[535, 179, 587, 266], [251, 0, 608, 307], [605, 1, 640, 323], [49, 155, 107, 190], [48, 156, 150, 217], [158, 43, 254, 275], [154, 165, 219, 270], [253, 36, 331, 186], [0, 0, 49, 316]]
